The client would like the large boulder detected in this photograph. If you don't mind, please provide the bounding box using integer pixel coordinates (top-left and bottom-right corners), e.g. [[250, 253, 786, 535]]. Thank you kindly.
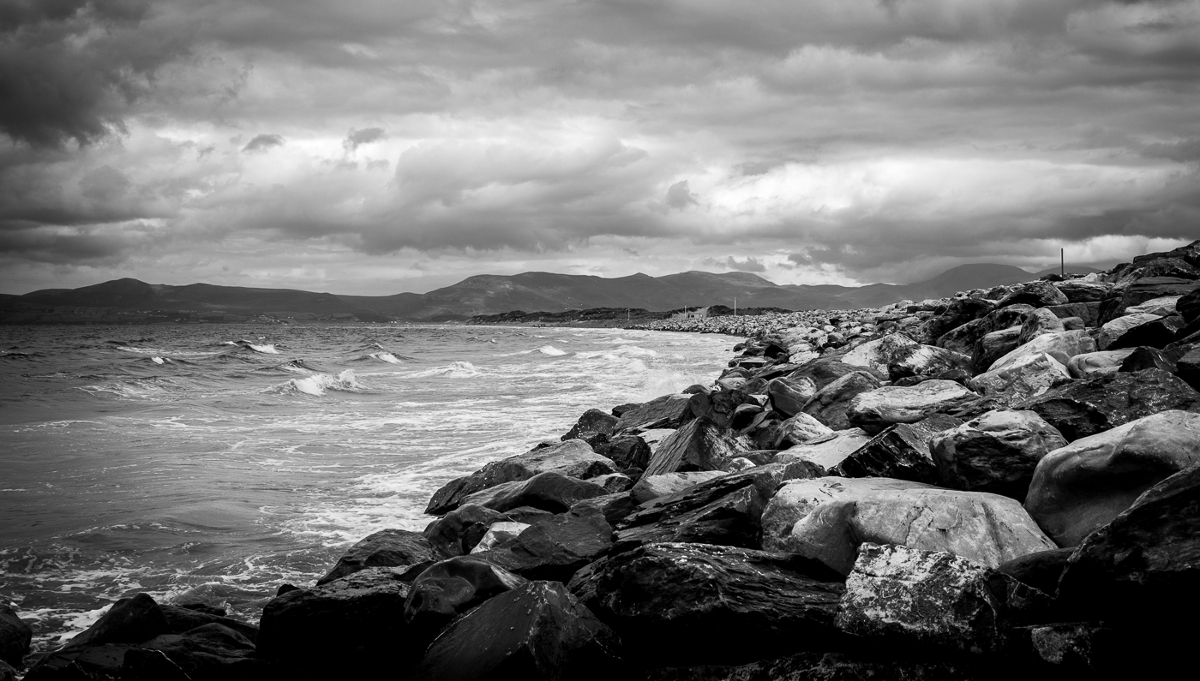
[[422, 504, 505, 557], [972, 326, 1022, 373], [402, 556, 526, 638], [885, 344, 972, 382], [1178, 288, 1200, 324], [996, 281, 1069, 309], [846, 380, 976, 434], [968, 352, 1072, 404], [767, 376, 818, 417], [987, 330, 1096, 373], [158, 605, 258, 644], [924, 297, 997, 343], [787, 358, 874, 390], [594, 434, 651, 471], [562, 408, 619, 443], [774, 428, 872, 470], [1178, 346, 1200, 391], [1024, 410, 1200, 547], [614, 394, 693, 431], [567, 543, 845, 668], [1056, 280, 1113, 303], [939, 304, 1033, 356], [1097, 276, 1200, 324], [318, 529, 441, 585], [930, 410, 1067, 501], [1018, 368, 1200, 441], [615, 464, 815, 551], [426, 440, 618, 514], [831, 414, 962, 485], [1018, 308, 1066, 344], [687, 388, 750, 429], [479, 506, 613, 582], [801, 371, 882, 430], [628, 470, 725, 504], [1106, 314, 1187, 350], [1124, 295, 1182, 317], [414, 581, 622, 681], [835, 544, 1009, 654], [135, 624, 265, 681], [458, 471, 609, 514], [761, 477, 1056, 575], [642, 417, 750, 476], [0, 604, 30, 669], [1065, 349, 1137, 379], [257, 568, 414, 666], [1095, 312, 1162, 349], [841, 333, 919, 374], [772, 412, 835, 448], [1056, 462, 1200, 621]]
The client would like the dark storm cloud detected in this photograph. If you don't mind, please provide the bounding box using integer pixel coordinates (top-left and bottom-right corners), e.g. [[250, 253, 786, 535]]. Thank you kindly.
[[241, 134, 284, 152], [343, 127, 385, 153], [665, 181, 699, 210], [701, 256, 767, 273]]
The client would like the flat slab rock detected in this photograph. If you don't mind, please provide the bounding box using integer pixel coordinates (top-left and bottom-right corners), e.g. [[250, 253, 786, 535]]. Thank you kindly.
[[846, 381, 976, 435], [760, 476, 1056, 576], [567, 542, 845, 668], [1017, 368, 1200, 441], [426, 439, 618, 514]]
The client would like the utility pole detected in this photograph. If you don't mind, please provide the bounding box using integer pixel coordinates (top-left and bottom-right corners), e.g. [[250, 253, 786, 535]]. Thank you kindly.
[[1061, 248, 1064, 278], [734, 297, 737, 315]]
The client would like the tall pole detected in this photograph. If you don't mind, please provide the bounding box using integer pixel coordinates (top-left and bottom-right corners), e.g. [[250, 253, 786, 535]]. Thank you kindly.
[[734, 297, 737, 315], [1061, 248, 1064, 278]]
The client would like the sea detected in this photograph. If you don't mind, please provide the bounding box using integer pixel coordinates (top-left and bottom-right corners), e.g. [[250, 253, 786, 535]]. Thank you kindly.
[[0, 323, 738, 655]]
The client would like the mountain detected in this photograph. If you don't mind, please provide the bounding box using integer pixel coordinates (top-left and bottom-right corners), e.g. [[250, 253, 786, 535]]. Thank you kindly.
[[1, 263, 1050, 324]]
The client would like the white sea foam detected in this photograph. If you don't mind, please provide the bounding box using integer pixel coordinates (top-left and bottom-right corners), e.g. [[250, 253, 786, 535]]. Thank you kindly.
[[410, 361, 481, 378], [536, 345, 567, 356], [268, 369, 364, 396], [246, 343, 279, 354], [369, 352, 402, 364], [152, 357, 166, 365]]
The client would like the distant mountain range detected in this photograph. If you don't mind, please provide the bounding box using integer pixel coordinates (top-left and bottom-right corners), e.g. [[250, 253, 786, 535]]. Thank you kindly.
[[0, 263, 1101, 324]]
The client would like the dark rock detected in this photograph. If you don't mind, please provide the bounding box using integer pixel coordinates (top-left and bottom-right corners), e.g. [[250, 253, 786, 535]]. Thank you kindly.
[[568, 543, 845, 668], [937, 304, 1032, 355], [923, 297, 996, 341], [1018, 368, 1200, 441], [24, 644, 146, 681], [996, 547, 1074, 596], [1178, 345, 1200, 391], [772, 412, 834, 448], [1024, 410, 1200, 547], [766, 376, 817, 418], [614, 464, 815, 551], [570, 492, 640, 526], [258, 567, 414, 666], [729, 403, 761, 430], [563, 408, 618, 442], [886, 345, 972, 382], [1179, 288, 1200, 324], [0, 660, 15, 681], [594, 434, 652, 471], [64, 593, 171, 651], [801, 370, 881, 430], [1017, 308, 1065, 345], [139, 623, 265, 681], [1118, 346, 1177, 374], [642, 650, 991, 681], [786, 358, 871, 390], [972, 326, 1021, 373], [1107, 314, 1187, 350], [590, 472, 633, 494], [413, 581, 623, 681], [687, 388, 750, 429], [832, 414, 963, 484], [1045, 301, 1101, 326], [614, 394, 694, 431], [642, 417, 750, 476], [930, 410, 1068, 500], [836, 543, 1008, 654], [1056, 280, 1113, 303], [403, 556, 526, 640], [480, 505, 613, 582], [1057, 461, 1200, 622], [422, 503, 506, 557], [0, 604, 31, 668], [995, 281, 1068, 309], [460, 471, 609, 514], [425, 439, 618, 515], [318, 528, 442, 585], [159, 604, 258, 644], [1098, 277, 1200, 324]]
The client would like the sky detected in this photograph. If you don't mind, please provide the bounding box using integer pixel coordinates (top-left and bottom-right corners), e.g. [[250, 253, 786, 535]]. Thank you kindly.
[[1, 0, 1198, 296]]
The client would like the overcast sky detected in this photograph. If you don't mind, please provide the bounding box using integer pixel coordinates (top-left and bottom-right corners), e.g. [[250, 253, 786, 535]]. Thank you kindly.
[[2, 0, 1198, 295]]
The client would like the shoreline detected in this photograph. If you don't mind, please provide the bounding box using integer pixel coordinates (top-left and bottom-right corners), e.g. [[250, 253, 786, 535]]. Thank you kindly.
[[5, 241, 1200, 679]]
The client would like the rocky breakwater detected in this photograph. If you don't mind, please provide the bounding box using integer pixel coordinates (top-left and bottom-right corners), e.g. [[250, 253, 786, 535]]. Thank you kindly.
[[9, 240, 1200, 680]]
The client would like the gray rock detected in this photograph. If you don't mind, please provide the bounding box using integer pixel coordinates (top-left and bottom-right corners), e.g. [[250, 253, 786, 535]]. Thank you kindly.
[[930, 410, 1068, 500], [832, 414, 963, 484], [458, 471, 609, 514], [846, 380, 976, 434], [968, 352, 1072, 404], [629, 470, 726, 504], [642, 417, 751, 476], [1065, 349, 1137, 379], [318, 529, 441, 585], [767, 376, 818, 417], [802, 370, 882, 430], [987, 330, 1097, 373], [1018, 308, 1066, 344]]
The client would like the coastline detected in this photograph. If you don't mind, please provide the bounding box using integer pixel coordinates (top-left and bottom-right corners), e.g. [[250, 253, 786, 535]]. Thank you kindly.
[[5, 241, 1200, 680]]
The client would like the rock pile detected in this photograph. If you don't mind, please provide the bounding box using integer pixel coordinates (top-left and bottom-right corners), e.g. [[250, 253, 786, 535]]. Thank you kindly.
[[10, 240, 1200, 679]]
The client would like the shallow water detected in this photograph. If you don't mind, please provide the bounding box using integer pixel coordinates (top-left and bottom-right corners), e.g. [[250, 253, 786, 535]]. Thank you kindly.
[[0, 323, 736, 652]]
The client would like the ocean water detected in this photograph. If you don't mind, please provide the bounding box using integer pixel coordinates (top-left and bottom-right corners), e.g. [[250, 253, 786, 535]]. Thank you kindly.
[[0, 323, 736, 654]]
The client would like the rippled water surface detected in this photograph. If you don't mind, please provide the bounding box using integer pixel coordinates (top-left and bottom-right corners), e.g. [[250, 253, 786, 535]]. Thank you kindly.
[[0, 323, 736, 652]]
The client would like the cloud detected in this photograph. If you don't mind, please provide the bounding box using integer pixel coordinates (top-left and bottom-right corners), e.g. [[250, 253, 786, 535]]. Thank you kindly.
[[665, 180, 699, 210], [701, 256, 767, 273], [343, 127, 385, 152], [242, 134, 285, 152]]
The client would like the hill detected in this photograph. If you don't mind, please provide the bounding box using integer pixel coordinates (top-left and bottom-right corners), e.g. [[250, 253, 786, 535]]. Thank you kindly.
[[0, 263, 1049, 324]]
